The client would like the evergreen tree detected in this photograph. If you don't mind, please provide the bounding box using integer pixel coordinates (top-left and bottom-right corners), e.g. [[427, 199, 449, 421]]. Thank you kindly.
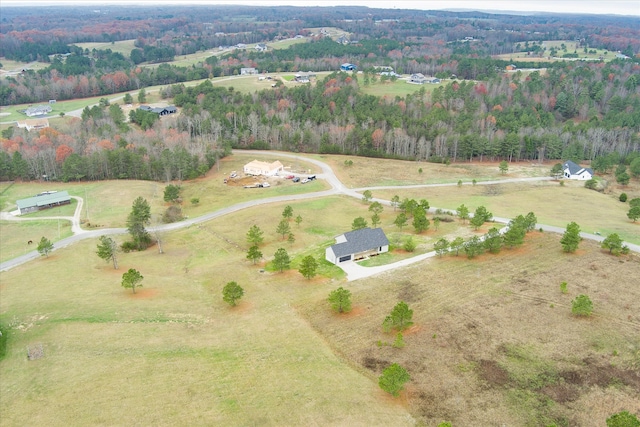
[[450, 237, 465, 256], [434, 238, 449, 256], [394, 212, 408, 230], [378, 363, 410, 397], [121, 268, 143, 294], [457, 204, 470, 223], [246, 245, 263, 264], [351, 216, 368, 230], [282, 205, 293, 220], [412, 209, 430, 233], [328, 287, 352, 313], [601, 233, 623, 255], [273, 248, 290, 272], [126, 197, 152, 250], [37, 236, 54, 257], [276, 218, 291, 239], [246, 224, 264, 246], [222, 281, 244, 306], [560, 221, 581, 252], [298, 255, 318, 279], [96, 236, 119, 269]]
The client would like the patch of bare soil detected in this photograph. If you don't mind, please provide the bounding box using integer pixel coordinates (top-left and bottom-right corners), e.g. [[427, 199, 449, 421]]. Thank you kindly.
[[228, 300, 253, 313], [339, 305, 366, 318], [126, 288, 158, 299], [478, 359, 509, 387]]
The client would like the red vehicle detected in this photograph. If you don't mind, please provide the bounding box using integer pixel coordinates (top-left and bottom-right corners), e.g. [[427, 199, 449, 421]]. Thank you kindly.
[[285, 175, 295, 179]]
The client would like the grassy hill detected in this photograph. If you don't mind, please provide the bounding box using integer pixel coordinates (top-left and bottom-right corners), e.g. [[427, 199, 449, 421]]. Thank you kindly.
[[1, 154, 639, 426]]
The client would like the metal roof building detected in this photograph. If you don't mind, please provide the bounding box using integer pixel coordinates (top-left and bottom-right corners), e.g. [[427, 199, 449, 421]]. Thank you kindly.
[[16, 191, 71, 215]]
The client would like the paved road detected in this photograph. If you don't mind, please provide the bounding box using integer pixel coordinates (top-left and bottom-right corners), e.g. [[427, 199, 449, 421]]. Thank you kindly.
[[2, 151, 638, 278]]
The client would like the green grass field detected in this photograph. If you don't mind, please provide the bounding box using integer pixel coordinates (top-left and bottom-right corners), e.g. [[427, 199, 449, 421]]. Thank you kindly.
[[2, 152, 639, 425], [72, 39, 137, 57], [494, 40, 615, 63], [0, 195, 415, 426], [374, 179, 640, 245], [360, 79, 441, 98]]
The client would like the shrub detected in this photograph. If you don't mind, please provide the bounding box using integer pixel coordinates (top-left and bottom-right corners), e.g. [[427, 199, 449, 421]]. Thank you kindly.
[[121, 241, 138, 252], [619, 193, 627, 202], [162, 205, 184, 223], [584, 179, 597, 190], [378, 363, 410, 397], [606, 411, 640, 427], [572, 294, 593, 316], [403, 236, 416, 252], [560, 281, 568, 294]]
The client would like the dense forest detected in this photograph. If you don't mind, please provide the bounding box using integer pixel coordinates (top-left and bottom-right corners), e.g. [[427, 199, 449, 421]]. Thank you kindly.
[[1, 5, 639, 182]]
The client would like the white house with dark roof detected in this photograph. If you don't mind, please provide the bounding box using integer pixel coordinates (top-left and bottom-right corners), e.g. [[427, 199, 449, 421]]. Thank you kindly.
[[326, 227, 389, 264], [562, 160, 593, 180], [409, 73, 427, 84], [25, 105, 52, 117]]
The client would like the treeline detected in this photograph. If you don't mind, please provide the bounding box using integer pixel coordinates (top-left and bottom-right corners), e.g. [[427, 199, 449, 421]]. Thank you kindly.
[[167, 62, 639, 162], [0, 108, 228, 182], [2, 58, 638, 183], [0, 61, 211, 105]]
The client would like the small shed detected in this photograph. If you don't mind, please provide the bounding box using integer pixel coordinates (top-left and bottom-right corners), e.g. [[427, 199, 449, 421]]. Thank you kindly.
[[326, 228, 389, 264], [16, 191, 71, 215]]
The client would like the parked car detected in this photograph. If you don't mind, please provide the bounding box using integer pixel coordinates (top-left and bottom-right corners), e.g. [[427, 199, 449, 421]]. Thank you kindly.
[[301, 178, 309, 184], [308, 175, 316, 180], [260, 182, 270, 188], [292, 177, 300, 182], [230, 171, 237, 178], [285, 175, 295, 179]]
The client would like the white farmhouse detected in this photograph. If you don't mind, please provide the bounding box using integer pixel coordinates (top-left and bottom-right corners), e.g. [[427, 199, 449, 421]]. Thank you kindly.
[[243, 160, 284, 176], [562, 160, 593, 180]]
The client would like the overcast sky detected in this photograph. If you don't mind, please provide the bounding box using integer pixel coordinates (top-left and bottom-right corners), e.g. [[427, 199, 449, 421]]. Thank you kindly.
[[2, 0, 640, 16]]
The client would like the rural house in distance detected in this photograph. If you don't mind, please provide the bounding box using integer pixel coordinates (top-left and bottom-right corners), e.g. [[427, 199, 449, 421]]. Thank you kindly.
[[138, 105, 177, 116], [562, 160, 594, 180], [15, 118, 49, 131], [243, 160, 284, 176], [326, 227, 389, 264]]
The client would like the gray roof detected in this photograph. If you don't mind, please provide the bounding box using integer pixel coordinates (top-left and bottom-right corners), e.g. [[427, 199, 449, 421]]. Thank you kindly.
[[563, 160, 593, 176], [330, 227, 389, 257], [16, 191, 70, 210]]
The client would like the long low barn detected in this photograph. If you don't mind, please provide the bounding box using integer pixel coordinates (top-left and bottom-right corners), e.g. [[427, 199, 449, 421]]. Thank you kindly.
[[16, 191, 71, 215]]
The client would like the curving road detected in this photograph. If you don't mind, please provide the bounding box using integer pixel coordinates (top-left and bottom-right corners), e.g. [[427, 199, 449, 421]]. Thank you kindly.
[[1, 151, 638, 278]]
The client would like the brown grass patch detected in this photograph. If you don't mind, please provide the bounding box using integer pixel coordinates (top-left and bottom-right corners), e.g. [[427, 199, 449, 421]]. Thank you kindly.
[[299, 234, 640, 426], [126, 288, 158, 299], [340, 305, 367, 318]]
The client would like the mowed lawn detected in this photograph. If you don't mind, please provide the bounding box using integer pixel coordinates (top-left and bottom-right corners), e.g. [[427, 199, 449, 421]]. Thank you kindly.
[[0, 197, 414, 426], [315, 154, 550, 188], [373, 179, 640, 245], [2, 151, 640, 425]]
